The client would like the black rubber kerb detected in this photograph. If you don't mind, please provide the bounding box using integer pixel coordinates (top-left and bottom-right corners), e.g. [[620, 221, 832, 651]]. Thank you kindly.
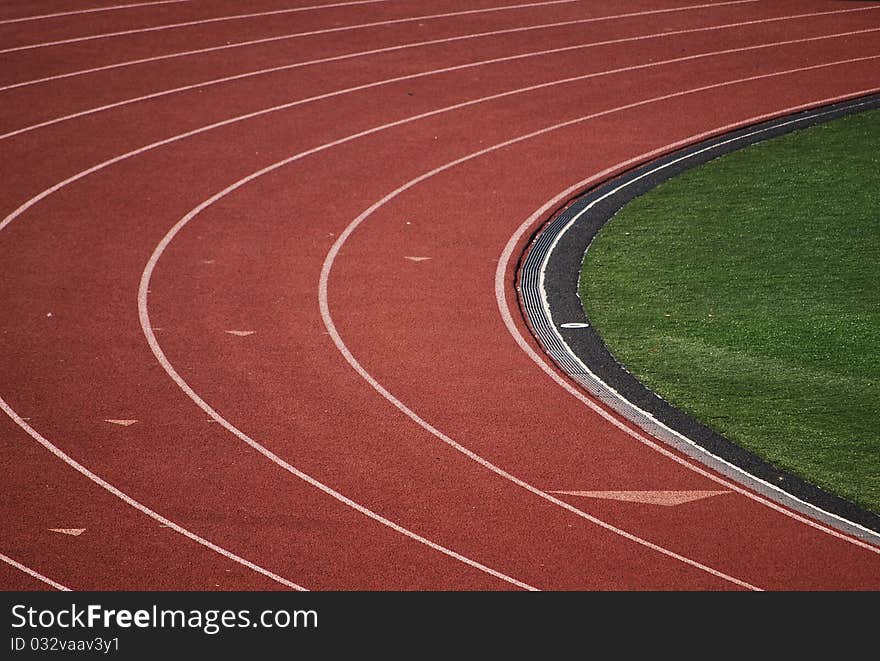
[[519, 92, 880, 541]]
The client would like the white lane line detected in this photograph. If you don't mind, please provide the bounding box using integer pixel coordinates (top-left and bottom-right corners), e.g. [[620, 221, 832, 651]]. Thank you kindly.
[[138, 220, 536, 593], [3, 27, 873, 238], [0, 397, 308, 591], [320, 76, 880, 594], [0, 1, 193, 26], [0, 0, 764, 91], [0, 0, 581, 54], [5, 4, 874, 141], [132, 59, 867, 597], [0, 551, 71, 591], [2, 35, 874, 592], [495, 92, 880, 555]]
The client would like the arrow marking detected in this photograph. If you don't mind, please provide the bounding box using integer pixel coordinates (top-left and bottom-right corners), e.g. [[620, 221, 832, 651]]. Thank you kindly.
[[49, 528, 85, 536], [549, 490, 731, 506]]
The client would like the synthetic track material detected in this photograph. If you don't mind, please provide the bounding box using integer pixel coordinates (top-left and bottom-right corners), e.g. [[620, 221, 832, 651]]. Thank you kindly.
[[1, 0, 878, 591]]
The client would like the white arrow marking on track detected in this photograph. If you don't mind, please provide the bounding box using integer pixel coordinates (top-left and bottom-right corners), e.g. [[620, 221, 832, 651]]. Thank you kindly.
[[550, 490, 731, 506], [49, 528, 86, 536]]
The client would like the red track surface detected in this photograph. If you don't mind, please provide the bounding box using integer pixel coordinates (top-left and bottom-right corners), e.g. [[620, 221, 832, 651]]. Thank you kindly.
[[2, 0, 878, 591]]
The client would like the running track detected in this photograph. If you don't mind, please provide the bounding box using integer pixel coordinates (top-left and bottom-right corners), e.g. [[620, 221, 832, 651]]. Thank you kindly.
[[1, 0, 878, 591]]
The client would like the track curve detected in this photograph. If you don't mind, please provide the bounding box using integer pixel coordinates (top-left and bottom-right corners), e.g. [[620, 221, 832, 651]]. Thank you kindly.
[[521, 93, 880, 545], [2, 0, 878, 591]]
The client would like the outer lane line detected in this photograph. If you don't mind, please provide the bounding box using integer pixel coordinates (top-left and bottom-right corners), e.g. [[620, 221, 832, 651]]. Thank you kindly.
[[5, 6, 875, 142], [0, 398, 308, 591], [496, 95, 880, 555], [0, 0, 763, 92], [0, 552, 71, 591], [3, 26, 874, 238], [0, 0, 582, 54], [4, 42, 876, 592], [0, 1, 193, 26]]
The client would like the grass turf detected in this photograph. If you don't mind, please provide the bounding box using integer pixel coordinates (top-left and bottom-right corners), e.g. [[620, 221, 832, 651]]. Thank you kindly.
[[580, 108, 879, 515]]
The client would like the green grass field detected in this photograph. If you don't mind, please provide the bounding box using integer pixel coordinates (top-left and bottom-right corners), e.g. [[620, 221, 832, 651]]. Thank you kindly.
[[580, 109, 879, 515]]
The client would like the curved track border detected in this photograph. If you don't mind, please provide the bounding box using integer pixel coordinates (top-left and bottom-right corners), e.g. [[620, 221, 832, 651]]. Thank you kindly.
[[520, 92, 880, 544]]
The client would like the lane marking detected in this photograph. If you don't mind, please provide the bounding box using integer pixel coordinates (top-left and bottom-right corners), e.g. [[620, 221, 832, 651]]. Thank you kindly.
[[0, 0, 765, 93], [8, 7, 874, 143], [5, 34, 877, 590], [318, 71, 880, 592], [130, 61, 875, 597], [404, 256, 432, 262], [550, 491, 731, 506], [0, 396, 308, 590], [225, 330, 256, 336], [0, 1, 193, 26], [6, 4, 820, 598], [49, 528, 86, 536], [0, 0, 583, 54], [5, 27, 875, 240], [139, 246, 536, 592], [496, 95, 880, 554], [104, 419, 138, 426], [0, 551, 70, 591], [136, 14, 880, 596]]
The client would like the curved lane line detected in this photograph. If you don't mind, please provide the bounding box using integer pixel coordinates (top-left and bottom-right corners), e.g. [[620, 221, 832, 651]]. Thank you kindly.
[[138, 258, 536, 592], [4, 1, 870, 596], [149, 74, 860, 593], [139, 56, 880, 600], [0, 1, 193, 26], [0, 0, 581, 54], [3, 32, 876, 590], [0, 552, 71, 591], [320, 73, 880, 590], [0, 0, 763, 92], [5, 8, 876, 141], [495, 95, 880, 555], [0, 398, 308, 590], [3, 28, 874, 237]]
